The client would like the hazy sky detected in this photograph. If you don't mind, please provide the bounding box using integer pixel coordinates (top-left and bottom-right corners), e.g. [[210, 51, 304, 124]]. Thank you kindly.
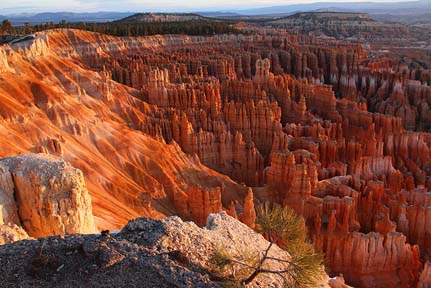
[[0, 0, 418, 14]]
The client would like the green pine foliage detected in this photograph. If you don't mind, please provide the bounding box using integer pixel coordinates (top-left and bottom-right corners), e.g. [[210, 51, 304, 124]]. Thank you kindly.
[[256, 203, 324, 286], [210, 202, 325, 288], [2, 19, 240, 37]]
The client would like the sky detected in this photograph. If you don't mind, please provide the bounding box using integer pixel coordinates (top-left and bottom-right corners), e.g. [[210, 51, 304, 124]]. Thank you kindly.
[[0, 0, 418, 14]]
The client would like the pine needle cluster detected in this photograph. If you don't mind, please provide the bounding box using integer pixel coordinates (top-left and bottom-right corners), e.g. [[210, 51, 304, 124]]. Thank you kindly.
[[210, 202, 324, 287]]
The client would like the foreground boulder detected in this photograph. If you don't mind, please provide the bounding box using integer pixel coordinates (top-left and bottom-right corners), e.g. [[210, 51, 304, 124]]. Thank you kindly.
[[0, 212, 330, 287], [0, 154, 96, 240]]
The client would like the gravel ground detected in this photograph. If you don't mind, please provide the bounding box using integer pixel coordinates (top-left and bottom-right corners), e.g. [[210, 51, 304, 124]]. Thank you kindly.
[[0, 227, 218, 287], [0, 212, 329, 287]]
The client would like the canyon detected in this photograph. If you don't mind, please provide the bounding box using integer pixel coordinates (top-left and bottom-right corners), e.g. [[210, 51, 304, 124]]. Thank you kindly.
[[0, 15, 430, 287]]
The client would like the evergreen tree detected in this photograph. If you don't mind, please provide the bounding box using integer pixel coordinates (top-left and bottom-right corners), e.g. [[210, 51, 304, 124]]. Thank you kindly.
[[1, 19, 13, 34]]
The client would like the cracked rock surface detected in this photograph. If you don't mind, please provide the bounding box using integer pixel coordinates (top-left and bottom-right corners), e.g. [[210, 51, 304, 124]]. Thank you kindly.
[[0, 154, 97, 241], [0, 212, 329, 287]]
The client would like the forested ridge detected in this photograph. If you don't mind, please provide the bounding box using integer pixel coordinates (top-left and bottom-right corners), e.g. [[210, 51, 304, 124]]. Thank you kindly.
[[0, 18, 240, 37]]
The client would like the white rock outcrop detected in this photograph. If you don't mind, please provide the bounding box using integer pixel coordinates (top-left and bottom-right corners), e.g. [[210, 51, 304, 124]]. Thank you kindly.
[[121, 212, 331, 287]]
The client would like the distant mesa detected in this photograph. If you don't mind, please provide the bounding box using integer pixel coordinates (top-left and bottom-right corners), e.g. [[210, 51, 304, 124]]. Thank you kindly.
[[116, 13, 210, 23], [266, 11, 409, 40], [0, 12, 136, 25]]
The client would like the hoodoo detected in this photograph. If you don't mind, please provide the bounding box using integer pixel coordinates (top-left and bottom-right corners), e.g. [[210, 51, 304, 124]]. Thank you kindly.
[[0, 3, 430, 287], [0, 154, 96, 241]]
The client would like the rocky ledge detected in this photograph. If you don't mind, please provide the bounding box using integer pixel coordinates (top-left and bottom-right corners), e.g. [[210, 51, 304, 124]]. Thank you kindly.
[[0, 154, 96, 242], [0, 212, 332, 288]]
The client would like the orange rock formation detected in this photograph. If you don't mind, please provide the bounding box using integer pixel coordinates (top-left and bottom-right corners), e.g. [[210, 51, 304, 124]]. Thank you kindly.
[[1, 28, 431, 287]]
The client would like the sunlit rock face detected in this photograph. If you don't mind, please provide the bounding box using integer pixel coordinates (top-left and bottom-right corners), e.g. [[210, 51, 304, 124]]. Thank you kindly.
[[0, 224, 29, 245], [0, 27, 431, 287], [0, 154, 96, 240], [0, 30, 250, 232]]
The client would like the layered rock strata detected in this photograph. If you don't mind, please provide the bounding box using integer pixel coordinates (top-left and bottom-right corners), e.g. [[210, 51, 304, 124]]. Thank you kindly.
[[1, 28, 431, 286]]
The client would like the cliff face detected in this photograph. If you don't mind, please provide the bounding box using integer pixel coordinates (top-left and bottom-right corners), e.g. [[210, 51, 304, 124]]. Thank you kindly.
[[0, 154, 96, 242], [1, 28, 431, 287], [268, 12, 410, 41], [0, 30, 250, 230]]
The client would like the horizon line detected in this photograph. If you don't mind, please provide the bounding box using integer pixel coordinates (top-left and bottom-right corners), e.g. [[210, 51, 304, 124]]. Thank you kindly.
[[0, 0, 421, 15]]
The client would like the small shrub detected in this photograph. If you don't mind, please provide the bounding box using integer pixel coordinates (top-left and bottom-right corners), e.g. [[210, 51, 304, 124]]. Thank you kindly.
[[210, 202, 324, 287]]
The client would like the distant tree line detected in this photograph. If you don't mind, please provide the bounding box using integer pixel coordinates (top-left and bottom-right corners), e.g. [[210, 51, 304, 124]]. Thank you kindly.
[[1, 19, 240, 36]]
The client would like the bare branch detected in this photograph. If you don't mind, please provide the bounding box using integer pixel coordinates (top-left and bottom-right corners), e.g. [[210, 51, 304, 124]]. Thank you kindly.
[[210, 203, 324, 287]]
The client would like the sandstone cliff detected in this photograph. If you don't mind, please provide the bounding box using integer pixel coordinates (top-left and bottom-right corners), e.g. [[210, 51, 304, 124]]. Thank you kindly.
[[0, 154, 96, 241], [1, 28, 431, 287]]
